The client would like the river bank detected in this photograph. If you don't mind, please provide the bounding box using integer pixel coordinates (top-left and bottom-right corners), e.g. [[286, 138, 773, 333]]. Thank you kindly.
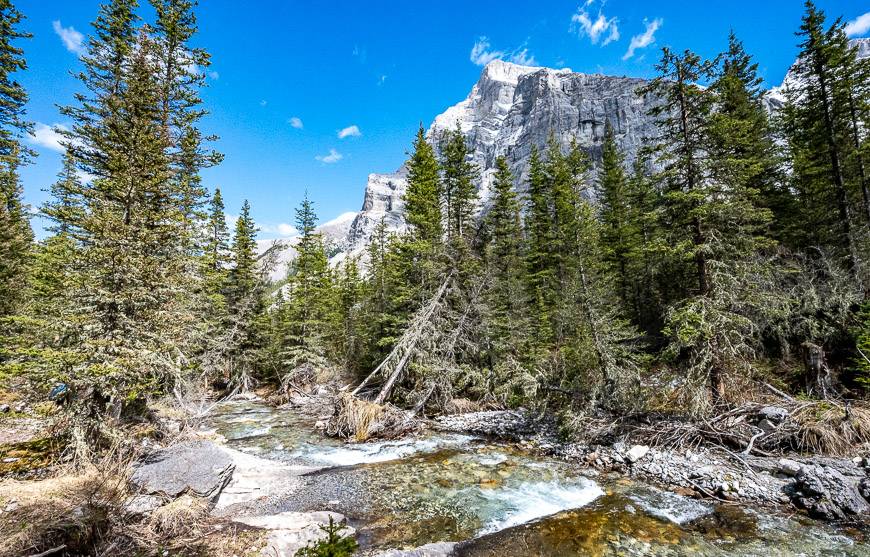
[[4, 390, 870, 556], [186, 393, 870, 555]]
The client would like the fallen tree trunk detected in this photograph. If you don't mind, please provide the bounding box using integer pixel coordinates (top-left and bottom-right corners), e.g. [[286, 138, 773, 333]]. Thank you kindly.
[[353, 272, 453, 403]]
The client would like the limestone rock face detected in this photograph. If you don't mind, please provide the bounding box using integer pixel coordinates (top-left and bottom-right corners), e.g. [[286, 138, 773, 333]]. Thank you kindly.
[[344, 59, 659, 257], [342, 40, 870, 260]]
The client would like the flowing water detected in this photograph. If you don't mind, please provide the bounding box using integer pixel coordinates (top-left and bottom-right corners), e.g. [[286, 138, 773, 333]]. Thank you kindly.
[[205, 400, 870, 556]]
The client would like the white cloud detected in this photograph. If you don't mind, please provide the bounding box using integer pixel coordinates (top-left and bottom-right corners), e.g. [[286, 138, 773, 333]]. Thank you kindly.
[[470, 37, 504, 66], [337, 125, 361, 139], [259, 100, 268, 107], [29, 122, 68, 152], [289, 116, 304, 129], [315, 148, 343, 164], [510, 48, 537, 66], [208, 70, 220, 80], [571, 2, 620, 46], [846, 12, 870, 37], [470, 36, 538, 66], [623, 18, 662, 61], [258, 222, 298, 237], [52, 21, 85, 55]]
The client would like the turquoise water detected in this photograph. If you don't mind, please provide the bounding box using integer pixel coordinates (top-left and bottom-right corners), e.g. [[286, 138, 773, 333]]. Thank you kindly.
[[206, 400, 870, 555]]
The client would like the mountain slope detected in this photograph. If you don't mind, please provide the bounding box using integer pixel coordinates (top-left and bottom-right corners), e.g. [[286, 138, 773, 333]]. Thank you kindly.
[[344, 39, 870, 259], [345, 59, 659, 256]]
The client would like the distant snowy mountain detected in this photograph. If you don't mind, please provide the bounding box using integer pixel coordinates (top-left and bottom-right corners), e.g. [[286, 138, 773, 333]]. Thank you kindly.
[[766, 37, 869, 111], [258, 210, 357, 282]]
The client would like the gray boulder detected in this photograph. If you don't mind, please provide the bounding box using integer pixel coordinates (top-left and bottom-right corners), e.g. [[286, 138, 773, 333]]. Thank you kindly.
[[758, 406, 789, 424], [791, 464, 870, 520], [131, 439, 234, 502]]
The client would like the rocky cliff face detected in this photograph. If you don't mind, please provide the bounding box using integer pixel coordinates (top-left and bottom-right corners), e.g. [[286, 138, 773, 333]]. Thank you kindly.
[[344, 39, 870, 258], [345, 59, 659, 256]]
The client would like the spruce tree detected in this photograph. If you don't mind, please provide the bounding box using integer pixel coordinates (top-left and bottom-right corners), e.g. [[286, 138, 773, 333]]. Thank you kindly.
[[643, 44, 775, 410], [781, 1, 859, 270], [359, 218, 408, 370], [202, 188, 230, 284], [282, 194, 334, 370], [439, 124, 478, 242], [223, 200, 265, 387], [482, 156, 525, 357], [402, 124, 444, 302], [524, 146, 555, 344], [404, 125, 442, 245], [597, 121, 637, 314], [0, 0, 33, 318]]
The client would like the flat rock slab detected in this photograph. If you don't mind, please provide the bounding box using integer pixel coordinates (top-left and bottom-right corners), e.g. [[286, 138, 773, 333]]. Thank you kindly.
[[234, 510, 353, 557], [373, 542, 458, 556], [213, 446, 320, 514], [131, 439, 234, 501]]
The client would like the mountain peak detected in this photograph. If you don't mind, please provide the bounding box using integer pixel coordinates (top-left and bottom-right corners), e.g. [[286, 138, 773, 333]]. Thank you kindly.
[[481, 58, 572, 85]]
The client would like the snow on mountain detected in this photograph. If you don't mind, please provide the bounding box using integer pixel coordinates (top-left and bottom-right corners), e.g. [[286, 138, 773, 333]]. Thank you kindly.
[[766, 38, 869, 111], [258, 210, 358, 282], [343, 58, 659, 257], [340, 39, 870, 263]]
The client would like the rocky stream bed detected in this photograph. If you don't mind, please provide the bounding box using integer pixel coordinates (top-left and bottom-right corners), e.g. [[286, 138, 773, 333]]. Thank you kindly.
[[128, 396, 870, 556]]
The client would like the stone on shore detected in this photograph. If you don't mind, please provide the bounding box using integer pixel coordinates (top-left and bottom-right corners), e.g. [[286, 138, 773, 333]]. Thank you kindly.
[[792, 463, 870, 520], [233, 510, 353, 557], [130, 439, 234, 501], [373, 542, 458, 556]]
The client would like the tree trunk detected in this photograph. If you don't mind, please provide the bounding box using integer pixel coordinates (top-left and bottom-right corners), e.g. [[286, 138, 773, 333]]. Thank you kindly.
[[814, 52, 856, 273]]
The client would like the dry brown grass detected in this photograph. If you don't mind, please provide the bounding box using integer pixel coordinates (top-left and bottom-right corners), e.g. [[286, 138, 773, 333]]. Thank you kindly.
[[445, 398, 482, 414], [327, 392, 417, 441], [791, 402, 870, 456], [146, 494, 209, 538], [0, 462, 128, 557]]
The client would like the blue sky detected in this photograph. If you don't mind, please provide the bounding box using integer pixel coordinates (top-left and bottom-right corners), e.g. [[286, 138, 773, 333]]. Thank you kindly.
[[15, 0, 870, 240]]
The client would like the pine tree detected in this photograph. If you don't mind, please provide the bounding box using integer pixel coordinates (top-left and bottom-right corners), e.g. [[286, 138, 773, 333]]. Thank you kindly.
[[524, 146, 555, 344], [227, 200, 257, 306], [624, 156, 665, 330], [223, 200, 265, 388], [482, 156, 525, 357], [597, 121, 637, 314], [643, 43, 775, 410], [359, 218, 408, 370], [282, 194, 334, 371], [331, 258, 363, 372], [781, 1, 859, 271], [0, 0, 33, 318], [402, 124, 444, 303], [404, 125, 442, 245], [439, 124, 478, 243], [202, 187, 230, 284]]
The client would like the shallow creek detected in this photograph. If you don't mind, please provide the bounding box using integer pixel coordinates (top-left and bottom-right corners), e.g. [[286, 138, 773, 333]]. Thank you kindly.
[[206, 400, 870, 556]]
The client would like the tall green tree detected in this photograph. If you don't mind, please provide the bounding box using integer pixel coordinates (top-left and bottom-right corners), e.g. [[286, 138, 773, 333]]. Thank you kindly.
[[0, 0, 33, 317], [482, 156, 525, 357], [439, 124, 478, 243], [597, 121, 637, 313], [781, 1, 860, 270], [402, 125, 444, 304], [644, 43, 775, 409], [282, 194, 335, 370]]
